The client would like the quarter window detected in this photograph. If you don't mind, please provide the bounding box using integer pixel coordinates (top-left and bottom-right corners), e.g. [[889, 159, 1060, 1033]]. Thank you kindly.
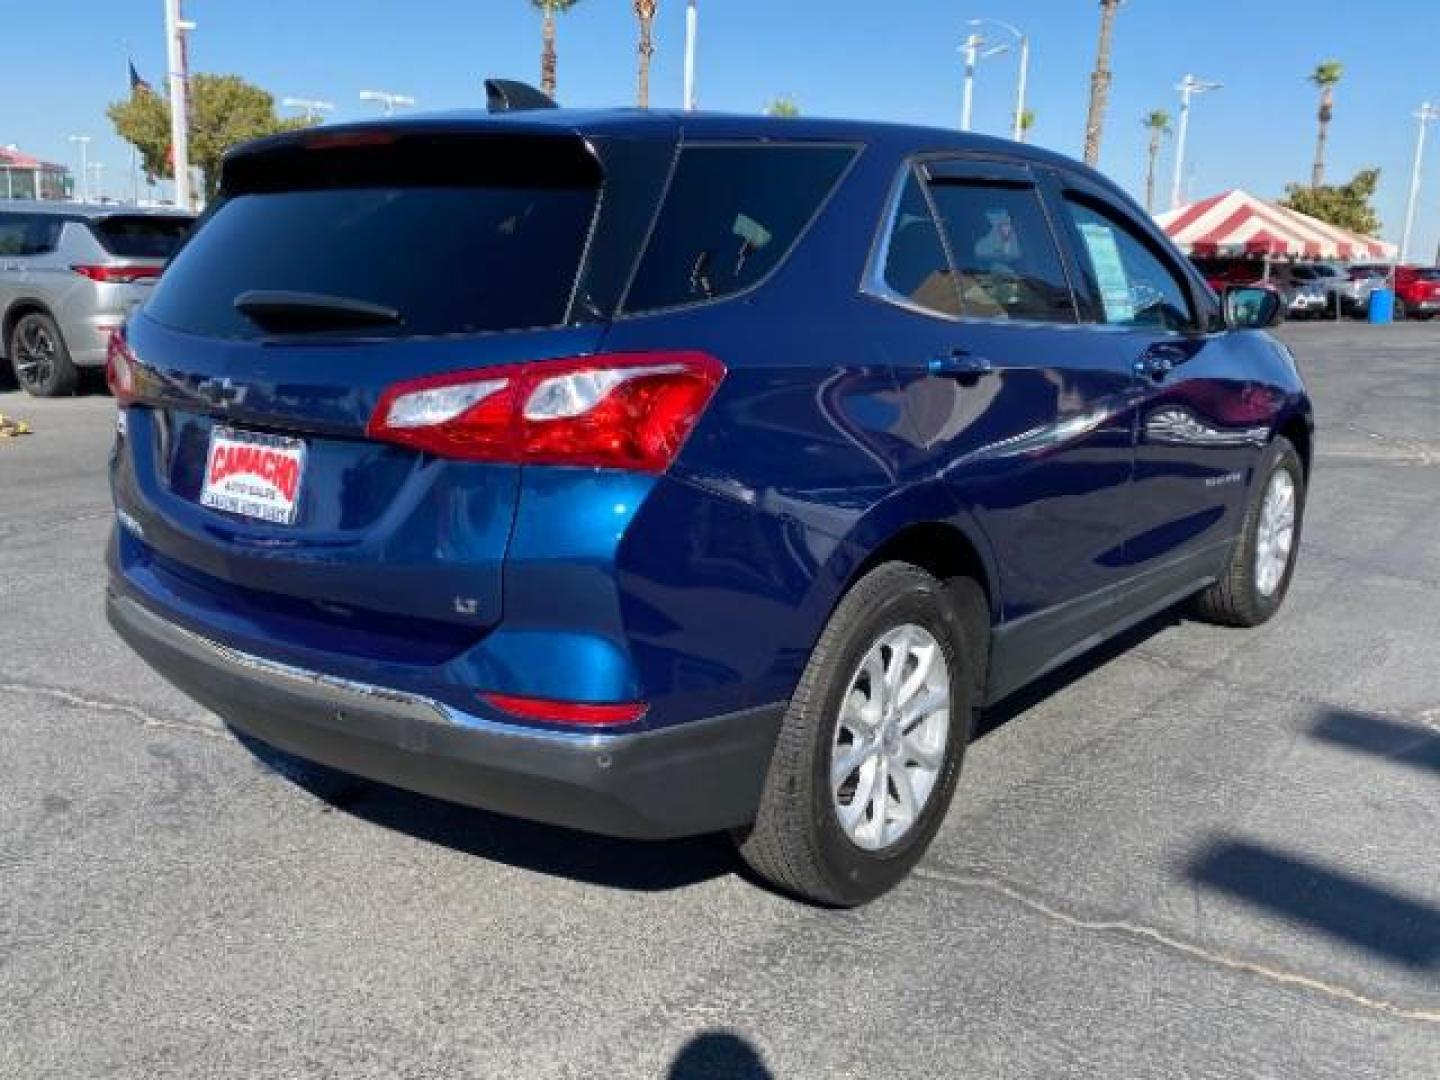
[[1064, 199, 1194, 331], [623, 145, 856, 314], [0, 214, 61, 256], [877, 171, 960, 317], [927, 182, 1076, 323]]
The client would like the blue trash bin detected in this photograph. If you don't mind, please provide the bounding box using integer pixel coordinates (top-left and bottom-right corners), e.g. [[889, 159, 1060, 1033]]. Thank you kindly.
[[1369, 288, 1395, 324]]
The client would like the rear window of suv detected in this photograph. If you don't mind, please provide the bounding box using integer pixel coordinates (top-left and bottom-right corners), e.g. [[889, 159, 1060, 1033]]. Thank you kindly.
[[145, 134, 602, 340], [622, 144, 856, 314], [90, 215, 192, 258]]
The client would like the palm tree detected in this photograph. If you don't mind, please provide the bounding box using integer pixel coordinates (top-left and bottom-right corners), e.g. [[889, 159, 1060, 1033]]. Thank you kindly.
[[531, 0, 582, 100], [1309, 60, 1344, 187], [1018, 109, 1036, 144], [765, 97, 800, 118], [1143, 110, 1171, 214], [1083, 0, 1123, 166], [634, 1, 659, 108]]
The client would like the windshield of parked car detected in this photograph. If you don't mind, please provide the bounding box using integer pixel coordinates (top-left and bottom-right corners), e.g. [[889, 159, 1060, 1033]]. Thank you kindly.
[[90, 215, 193, 259]]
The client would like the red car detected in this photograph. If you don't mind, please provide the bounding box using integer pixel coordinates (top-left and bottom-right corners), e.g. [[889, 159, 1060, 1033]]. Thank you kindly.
[[1394, 266, 1440, 320]]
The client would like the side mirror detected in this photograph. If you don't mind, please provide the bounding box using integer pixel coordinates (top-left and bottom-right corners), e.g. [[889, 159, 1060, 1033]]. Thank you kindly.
[[1223, 285, 1283, 330]]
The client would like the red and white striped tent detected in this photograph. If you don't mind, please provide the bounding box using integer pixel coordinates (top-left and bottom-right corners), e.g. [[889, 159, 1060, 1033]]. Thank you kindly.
[[1155, 189, 1396, 262]]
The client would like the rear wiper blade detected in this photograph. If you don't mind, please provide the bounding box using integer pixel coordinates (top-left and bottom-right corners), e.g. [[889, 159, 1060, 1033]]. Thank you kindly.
[[233, 290, 401, 332]]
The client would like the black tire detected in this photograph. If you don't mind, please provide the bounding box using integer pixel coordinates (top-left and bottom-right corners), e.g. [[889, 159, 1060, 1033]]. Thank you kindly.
[[8, 311, 78, 398], [737, 562, 984, 907], [1192, 437, 1306, 627]]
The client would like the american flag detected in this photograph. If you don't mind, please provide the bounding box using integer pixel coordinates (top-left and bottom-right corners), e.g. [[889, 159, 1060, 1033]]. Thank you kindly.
[[129, 61, 153, 96]]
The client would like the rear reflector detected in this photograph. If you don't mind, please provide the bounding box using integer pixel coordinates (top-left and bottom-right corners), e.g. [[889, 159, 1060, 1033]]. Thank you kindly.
[[480, 693, 648, 727], [73, 264, 163, 284], [367, 351, 725, 472]]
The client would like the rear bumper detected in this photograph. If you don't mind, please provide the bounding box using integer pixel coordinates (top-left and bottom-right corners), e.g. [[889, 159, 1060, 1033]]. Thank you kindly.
[[107, 588, 784, 840]]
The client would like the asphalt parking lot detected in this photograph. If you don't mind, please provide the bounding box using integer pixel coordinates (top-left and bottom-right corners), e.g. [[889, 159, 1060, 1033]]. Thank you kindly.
[[1, 322, 1437, 1078]]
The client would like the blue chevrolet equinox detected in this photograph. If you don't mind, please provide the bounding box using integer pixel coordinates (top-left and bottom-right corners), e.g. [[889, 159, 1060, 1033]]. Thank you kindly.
[[106, 108, 1312, 905]]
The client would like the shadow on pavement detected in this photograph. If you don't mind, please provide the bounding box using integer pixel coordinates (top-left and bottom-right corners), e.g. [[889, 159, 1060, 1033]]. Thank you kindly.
[[975, 608, 1182, 738], [234, 730, 737, 893], [1310, 707, 1440, 777], [668, 1030, 774, 1079], [1186, 839, 1440, 970]]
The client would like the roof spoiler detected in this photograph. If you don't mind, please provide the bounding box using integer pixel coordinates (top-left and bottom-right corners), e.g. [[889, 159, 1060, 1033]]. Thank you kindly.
[[485, 79, 559, 113]]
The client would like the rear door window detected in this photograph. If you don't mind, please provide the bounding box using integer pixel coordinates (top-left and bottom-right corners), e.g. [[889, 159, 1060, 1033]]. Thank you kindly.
[[622, 144, 856, 313], [90, 215, 192, 258], [926, 181, 1076, 323], [875, 171, 961, 317]]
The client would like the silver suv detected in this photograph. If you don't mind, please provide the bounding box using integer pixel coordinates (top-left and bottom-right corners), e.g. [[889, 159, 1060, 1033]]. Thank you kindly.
[[0, 203, 192, 396]]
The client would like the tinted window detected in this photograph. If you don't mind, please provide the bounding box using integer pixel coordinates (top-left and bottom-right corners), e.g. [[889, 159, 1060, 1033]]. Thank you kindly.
[[623, 145, 855, 313], [927, 183, 1075, 322], [0, 213, 62, 256], [878, 171, 960, 316], [90, 215, 192, 258], [1064, 199, 1194, 331], [146, 185, 598, 339]]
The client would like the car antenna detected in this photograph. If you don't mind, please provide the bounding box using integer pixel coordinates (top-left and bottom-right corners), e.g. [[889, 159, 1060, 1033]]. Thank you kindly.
[[484, 79, 559, 113]]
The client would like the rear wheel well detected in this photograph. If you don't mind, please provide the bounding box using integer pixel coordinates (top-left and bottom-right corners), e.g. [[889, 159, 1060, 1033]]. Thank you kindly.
[[1278, 416, 1312, 478], [851, 522, 996, 697]]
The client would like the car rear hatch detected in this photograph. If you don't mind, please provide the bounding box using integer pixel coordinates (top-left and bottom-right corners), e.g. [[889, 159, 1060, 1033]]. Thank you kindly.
[[113, 121, 667, 662], [79, 212, 193, 294]]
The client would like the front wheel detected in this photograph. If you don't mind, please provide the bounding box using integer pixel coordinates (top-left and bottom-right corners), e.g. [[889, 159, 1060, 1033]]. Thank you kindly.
[[9, 311, 78, 398], [1192, 437, 1306, 627], [737, 562, 985, 906]]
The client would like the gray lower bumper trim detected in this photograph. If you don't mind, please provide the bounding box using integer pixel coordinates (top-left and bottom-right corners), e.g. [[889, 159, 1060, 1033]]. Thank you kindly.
[[107, 588, 785, 839]]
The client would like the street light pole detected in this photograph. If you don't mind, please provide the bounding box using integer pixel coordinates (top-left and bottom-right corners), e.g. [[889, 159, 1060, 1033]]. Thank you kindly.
[[966, 19, 1029, 142], [282, 98, 336, 123], [960, 34, 980, 132], [164, 0, 195, 210], [959, 32, 1009, 133], [683, 0, 699, 111], [359, 90, 416, 116], [1170, 74, 1221, 210], [68, 136, 91, 203], [1400, 102, 1440, 264]]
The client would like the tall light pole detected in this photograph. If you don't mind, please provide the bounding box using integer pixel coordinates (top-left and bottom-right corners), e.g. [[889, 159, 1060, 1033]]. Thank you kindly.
[[68, 136, 92, 203], [683, 0, 699, 111], [967, 18, 1029, 142], [283, 97, 336, 123], [359, 90, 416, 116], [1400, 102, 1440, 264], [1170, 74, 1221, 210], [164, 0, 195, 210], [960, 33, 1010, 132]]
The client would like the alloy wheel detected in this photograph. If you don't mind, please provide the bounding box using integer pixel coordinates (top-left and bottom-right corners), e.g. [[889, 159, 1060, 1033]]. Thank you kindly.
[[831, 623, 951, 851], [13, 319, 56, 392], [1254, 469, 1296, 597]]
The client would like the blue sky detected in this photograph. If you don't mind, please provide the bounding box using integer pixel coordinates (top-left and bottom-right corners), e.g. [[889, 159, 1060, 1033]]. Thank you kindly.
[[6, 1, 1440, 255]]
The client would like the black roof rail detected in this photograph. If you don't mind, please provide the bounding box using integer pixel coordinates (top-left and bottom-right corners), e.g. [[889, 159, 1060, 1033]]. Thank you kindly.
[[484, 79, 559, 113]]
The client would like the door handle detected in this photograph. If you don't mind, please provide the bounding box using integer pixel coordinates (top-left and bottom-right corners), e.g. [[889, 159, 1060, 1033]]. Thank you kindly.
[[1134, 344, 1188, 382], [928, 349, 993, 379]]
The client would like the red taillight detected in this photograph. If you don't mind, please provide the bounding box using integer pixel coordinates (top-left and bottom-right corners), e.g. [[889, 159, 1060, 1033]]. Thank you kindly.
[[367, 351, 725, 472], [480, 693, 648, 727], [106, 329, 140, 404], [73, 264, 163, 284]]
